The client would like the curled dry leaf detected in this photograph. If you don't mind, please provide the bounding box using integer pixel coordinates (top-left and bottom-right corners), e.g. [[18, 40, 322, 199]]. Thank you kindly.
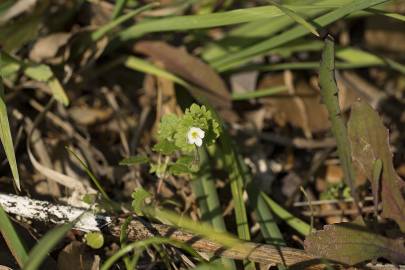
[[304, 221, 405, 265], [134, 41, 236, 121], [348, 101, 405, 231]]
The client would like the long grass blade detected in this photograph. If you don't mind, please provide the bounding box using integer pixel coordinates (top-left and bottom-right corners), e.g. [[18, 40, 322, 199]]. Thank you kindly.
[[24, 222, 75, 270], [192, 147, 236, 269], [261, 193, 311, 236], [118, 2, 356, 41], [212, 0, 390, 71], [0, 60, 20, 190], [0, 205, 28, 267], [269, 1, 319, 37], [92, 3, 158, 41]]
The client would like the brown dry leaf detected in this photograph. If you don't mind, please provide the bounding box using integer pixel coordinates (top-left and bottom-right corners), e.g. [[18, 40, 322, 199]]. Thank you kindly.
[[304, 220, 405, 265], [134, 41, 235, 120], [57, 241, 100, 270], [260, 74, 330, 133], [29, 33, 72, 64], [348, 101, 405, 231], [69, 106, 113, 125]]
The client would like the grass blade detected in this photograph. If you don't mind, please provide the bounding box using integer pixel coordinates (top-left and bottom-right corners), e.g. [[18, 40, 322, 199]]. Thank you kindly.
[[92, 3, 158, 41], [0, 205, 28, 267], [24, 222, 75, 270], [232, 86, 287, 100], [192, 147, 236, 269], [117, 2, 356, 41], [66, 147, 111, 202], [212, 0, 390, 71], [112, 0, 128, 19], [269, 1, 319, 37], [0, 63, 20, 190], [261, 193, 311, 236]]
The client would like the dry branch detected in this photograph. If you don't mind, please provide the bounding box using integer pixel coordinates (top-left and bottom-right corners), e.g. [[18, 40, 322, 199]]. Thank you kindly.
[[0, 193, 402, 269]]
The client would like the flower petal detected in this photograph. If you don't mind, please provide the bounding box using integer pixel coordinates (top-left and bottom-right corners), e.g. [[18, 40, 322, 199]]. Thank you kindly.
[[197, 129, 205, 138], [195, 137, 203, 147]]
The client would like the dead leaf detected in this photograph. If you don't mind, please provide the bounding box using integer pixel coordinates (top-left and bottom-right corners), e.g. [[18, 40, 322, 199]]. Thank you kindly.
[[57, 241, 100, 270], [29, 33, 72, 64], [134, 41, 235, 120], [260, 74, 330, 133], [69, 106, 113, 125], [348, 101, 405, 231], [304, 221, 405, 265]]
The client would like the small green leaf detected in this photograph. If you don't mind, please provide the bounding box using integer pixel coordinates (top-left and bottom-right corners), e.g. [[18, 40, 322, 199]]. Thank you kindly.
[[82, 194, 97, 205], [47, 77, 69, 106], [24, 64, 53, 81], [119, 155, 149, 166], [131, 187, 152, 215], [152, 139, 177, 155], [169, 163, 191, 175], [84, 232, 104, 249]]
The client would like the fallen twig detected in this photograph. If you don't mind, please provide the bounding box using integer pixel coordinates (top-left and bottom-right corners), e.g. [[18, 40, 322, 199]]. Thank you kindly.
[[0, 193, 403, 269]]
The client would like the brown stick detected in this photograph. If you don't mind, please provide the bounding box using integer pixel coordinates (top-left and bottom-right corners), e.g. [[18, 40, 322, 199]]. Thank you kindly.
[[108, 217, 313, 267]]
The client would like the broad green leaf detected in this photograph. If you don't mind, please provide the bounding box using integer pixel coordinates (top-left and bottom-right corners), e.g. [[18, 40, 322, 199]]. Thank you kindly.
[[304, 221, 405, 265], [84, 232, 104, 249], [0, 73, 20, 190], [119, 155, 149, 166], [24, 222, 75, 270], [269, 1, 319, 37], [0, 205, 28, 267], [348, 101, 405, 231]]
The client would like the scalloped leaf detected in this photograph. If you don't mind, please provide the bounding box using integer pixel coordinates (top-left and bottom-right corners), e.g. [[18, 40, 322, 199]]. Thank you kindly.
[[304, 221, 405, 265], [348, 101, 405, 231]]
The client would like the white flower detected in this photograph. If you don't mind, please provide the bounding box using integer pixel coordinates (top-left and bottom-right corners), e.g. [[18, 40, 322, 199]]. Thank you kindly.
[[187, 127, 205, 147]]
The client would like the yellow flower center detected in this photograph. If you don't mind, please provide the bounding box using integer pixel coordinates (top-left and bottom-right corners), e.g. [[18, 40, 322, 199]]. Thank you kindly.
[[191, 131, 199, 139]]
